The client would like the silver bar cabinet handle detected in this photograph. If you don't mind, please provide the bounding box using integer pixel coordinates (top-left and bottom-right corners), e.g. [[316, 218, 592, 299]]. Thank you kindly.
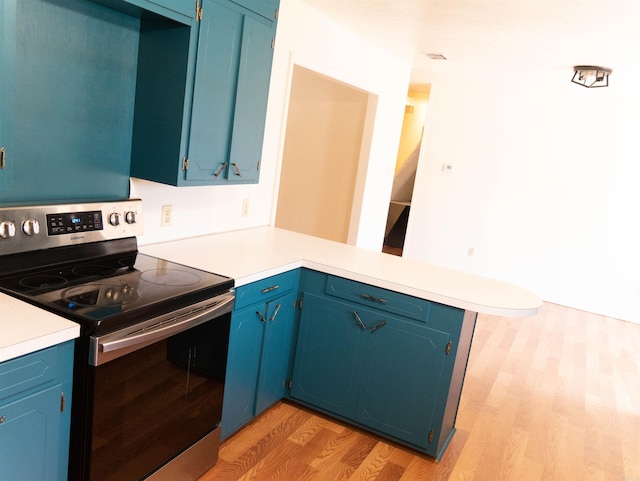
[[370, 320, 387, 333], [261, 285, 279, 293], [213, 162, 228, 177], [269, 304, 282, 322], [360, 293, 388, 304], [353, 311, 367, 330]]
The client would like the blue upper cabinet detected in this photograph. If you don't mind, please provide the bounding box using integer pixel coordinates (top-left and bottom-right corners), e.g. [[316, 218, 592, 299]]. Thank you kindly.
[[130, 0, 278, 186], [186, 0, 275, 184], [0, 0, 137, 204], [0, 1, 16, 193], [132, 0, 197, 20], [90, 0, 196, 23], [229, 0, 278, 20]]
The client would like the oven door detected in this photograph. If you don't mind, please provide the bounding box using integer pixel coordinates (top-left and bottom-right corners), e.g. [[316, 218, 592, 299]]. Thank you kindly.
[[87, 293, 233, 481]]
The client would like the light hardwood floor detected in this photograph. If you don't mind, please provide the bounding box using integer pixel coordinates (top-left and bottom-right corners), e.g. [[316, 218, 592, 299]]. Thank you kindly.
[[200, 303, 640, 481]]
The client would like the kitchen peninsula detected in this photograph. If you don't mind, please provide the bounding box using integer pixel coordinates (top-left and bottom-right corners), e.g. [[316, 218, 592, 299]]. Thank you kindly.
[[141, 226, 541, 459], [0, 226, 540, 464]]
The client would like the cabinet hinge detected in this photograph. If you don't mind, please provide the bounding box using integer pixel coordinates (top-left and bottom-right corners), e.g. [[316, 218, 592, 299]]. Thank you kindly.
[[275, 8, 278, 20], [60, 392, 66, 412], [428, 430, 434, 443], [445, 340, 452, 355], [0, 147, 5, 169], [183, 157, 189, 171], [196, 0, 203, 21], [271, 38, 275, 49]]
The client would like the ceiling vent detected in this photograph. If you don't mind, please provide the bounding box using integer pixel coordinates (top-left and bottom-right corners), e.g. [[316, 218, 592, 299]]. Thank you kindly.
[[426, 53, 447, 60]]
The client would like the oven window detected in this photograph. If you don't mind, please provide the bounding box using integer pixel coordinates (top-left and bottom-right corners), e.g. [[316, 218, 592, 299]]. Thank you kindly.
[[90, 315, 230, 481]]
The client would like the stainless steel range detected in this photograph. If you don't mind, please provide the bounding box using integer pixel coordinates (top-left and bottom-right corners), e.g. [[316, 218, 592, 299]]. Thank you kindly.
[[0, 199, 234, 481]]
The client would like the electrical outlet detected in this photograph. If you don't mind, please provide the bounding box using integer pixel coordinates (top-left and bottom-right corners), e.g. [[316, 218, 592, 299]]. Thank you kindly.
[[242, 199, 250, 217], [161, 205, 172, 227], [467, 247, 475, 257]]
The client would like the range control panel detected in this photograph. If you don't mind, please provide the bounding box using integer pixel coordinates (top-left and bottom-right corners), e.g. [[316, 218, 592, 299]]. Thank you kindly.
[[47, 210, 104, 236], [0, 199, 144, 256]]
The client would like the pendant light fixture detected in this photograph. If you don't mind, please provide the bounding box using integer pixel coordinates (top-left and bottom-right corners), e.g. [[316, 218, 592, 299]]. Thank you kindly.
[[572, 66, 612, 88]]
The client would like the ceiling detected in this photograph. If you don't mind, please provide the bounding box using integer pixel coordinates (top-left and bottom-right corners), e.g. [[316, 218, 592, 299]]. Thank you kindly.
[[302, 0, 640, 85]]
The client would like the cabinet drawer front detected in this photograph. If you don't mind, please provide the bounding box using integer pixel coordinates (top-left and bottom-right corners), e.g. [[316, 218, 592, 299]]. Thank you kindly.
[[325, 275, 430, 322], [234, 269, 299, 309], [0, 348, 59, 402]]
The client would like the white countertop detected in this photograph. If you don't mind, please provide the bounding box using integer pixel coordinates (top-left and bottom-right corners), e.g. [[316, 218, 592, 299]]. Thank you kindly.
[[140, 226, 542, 317], [0, 226, 541, 364], [0, 293, 79, 363]]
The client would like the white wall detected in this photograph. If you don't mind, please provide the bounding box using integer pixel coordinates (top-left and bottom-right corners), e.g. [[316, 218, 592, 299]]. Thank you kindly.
[[133, 0, 411, 251], [404, 65, 640, 323]]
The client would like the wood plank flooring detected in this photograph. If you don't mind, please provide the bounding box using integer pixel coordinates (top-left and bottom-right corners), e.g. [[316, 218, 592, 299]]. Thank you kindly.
[[199, 303, 640, 481]]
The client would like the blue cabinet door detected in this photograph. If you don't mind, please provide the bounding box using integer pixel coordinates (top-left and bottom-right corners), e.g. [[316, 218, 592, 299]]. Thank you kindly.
[[355, 312, 450, 454], [186, 0, 274, 184], [225, 13, 274, 183], [221, 304, 263, 439], [0, 0, 16, 192], [229, 0, 278, 20], [290, 294, 367, 418], [0, 385, 62, 481], [186, 0, 241, 183], [254, 291, 296, 414], [0, 341, 74, 481], [222, 278, 297, 439]]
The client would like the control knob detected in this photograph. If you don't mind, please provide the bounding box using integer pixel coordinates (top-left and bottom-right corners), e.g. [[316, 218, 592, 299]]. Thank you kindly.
[[108, 212, 121, 227], [125, 211, 137, 224], [0, 221, 16, 239], [22, 219, 40, 236]]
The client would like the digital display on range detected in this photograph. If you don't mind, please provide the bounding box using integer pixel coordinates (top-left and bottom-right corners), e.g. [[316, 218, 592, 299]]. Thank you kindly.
[[46, 211, 103, 236]]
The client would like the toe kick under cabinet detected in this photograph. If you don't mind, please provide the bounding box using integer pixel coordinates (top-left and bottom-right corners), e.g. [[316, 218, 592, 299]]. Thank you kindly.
[[289, 270, 478, 460]]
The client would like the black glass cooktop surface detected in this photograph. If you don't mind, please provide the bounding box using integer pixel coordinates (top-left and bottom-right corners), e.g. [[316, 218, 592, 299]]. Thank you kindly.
[[0, 251, 233, 332]]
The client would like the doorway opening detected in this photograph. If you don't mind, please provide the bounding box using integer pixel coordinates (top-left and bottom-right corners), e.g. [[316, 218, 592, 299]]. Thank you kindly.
[[383, 85, 430, 256], [275, 65, 371, 244]]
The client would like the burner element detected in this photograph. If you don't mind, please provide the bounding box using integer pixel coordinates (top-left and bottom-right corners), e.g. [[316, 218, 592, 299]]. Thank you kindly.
[[140, 269, 201, 287], [72, 265, 118, 278], [20, 275, 67, 290]]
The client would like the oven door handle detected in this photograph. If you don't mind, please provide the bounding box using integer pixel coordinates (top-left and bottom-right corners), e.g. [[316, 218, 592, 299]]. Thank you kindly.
[[90, 292, 234, 366]]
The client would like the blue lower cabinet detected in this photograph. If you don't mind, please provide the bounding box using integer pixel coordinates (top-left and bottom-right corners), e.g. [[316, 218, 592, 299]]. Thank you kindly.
[[0, 386, 63, 480], [221, 305, 264, 438], [355, 311, 450, 452], [222, 272, 298, 439], [254, 292, 296, 414], [290, 271, 472, 459], [291, 293, 449, 453], [289, 294, 366, 418], [0, 341, 74, 481]]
